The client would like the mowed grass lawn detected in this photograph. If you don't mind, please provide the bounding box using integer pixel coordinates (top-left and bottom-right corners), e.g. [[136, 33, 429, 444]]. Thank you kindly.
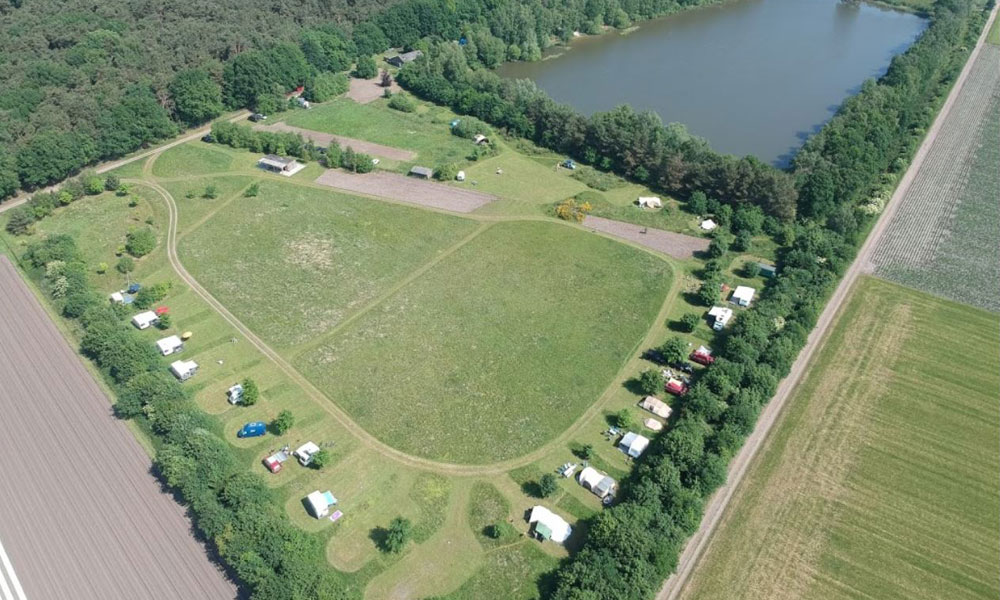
[[683, 276, 999, 600], [277, 98, 471, 169], [178, 179, 479, 349], [295, 221, 673, 463]]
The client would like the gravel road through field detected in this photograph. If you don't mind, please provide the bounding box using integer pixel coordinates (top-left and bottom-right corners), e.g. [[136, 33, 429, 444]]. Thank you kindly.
[[660, 4, 1000, 598], [0, 256, 236, 600]]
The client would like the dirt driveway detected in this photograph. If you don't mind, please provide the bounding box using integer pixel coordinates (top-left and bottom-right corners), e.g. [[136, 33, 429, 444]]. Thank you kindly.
[[315, 169, 497, 213], [255, 123, 417, 162], [583, 216, 709, 259], [346, 76, 401, 104]]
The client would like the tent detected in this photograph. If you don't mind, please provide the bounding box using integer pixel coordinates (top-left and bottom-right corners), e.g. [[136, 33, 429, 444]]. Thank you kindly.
[[618, 432, 650, 458], [639, 396, 672, 419], [637, 197, 663, 209], [131, 311, 159, 329], [305, 490, 336, 519], [577, 467, 617, 499], [169, 360, 198, 381], [643, 418, 664, 432], [528, 506, 572, 543], [732, 285, 756, 307], [700, 219, 717, 231], [155, 335, 183, 356]]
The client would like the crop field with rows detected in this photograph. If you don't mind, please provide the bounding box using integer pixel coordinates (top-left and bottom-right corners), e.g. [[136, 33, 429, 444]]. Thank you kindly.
[[870, 45, 1000, 312]]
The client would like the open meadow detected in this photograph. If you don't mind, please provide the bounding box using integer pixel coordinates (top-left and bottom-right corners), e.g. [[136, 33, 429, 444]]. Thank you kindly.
[[681, 276, 1000, 600], [871, 44, 1000, 312]]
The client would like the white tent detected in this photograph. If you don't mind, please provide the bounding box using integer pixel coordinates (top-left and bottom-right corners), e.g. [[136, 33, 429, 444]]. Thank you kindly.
[[305, 490, 335, 519], [618, 432, 650, 458], [455, 170, 466, 181], [131, 311, 159, 329], [528, 506, 572, 544], [732, 286, 756, 307], [637, 196, 662, 209], [708, 306, 733, 330], [577, 467, 617, 499], [155, 335, 184, 356], [643, 418, 663, 432], [109, 291, 125, 304], [700, 219, 717, 231], [639, 396, 672, 419], [169, 360, 198, 381]]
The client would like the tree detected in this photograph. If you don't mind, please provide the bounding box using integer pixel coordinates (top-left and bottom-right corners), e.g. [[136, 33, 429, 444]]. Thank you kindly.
[[241, 378, 260, 406], [382, 517, 412, 553], [244, 183, 259, 197], [538, 473, 559, 498], [155, 313, 171, 330], [104, 174, 120, 191], [203, 185, 218, 199], [638, 369, 663, 396], [732, 230, 752, 252], [0, 149, 19, 201], [96, 262, 108, 274], [614, 408, 634, 430], [116, 256, 135, 274], [575, 444, 594, 460], [659, 336, 688, 365], [271, 410, 294, 434], [83, 174, 104, 195], [354, 55, 377, 79], [170, 68, 224, 126], [687, 191, 708, 215], [679, 313, 700, 333], [304, 72, 349, 103], [379, 69, 393, 88], [486, 522, 516, 539], [134, 282, 170, 309], [434, 163, 460, 181], [222, 50, 279, 109], [697, 277, 721, 306], [706, 235, 729, 259], [310, 448, 331, 469], [5, 206, 35, 235], [125, 228, 156, 257], [388, 93, 415, 112]]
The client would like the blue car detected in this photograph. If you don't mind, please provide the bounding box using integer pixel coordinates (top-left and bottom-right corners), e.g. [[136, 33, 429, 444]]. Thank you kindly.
[[237, 421, 267, 438]]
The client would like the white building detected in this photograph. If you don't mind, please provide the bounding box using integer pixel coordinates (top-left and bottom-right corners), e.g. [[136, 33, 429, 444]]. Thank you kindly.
[[732, 285, 756, 307], [295, 442, 321, 466], [305, 490, 337, 519], [155, 335, 184, 356], [708, 306, 734, 330], [109, 291, 125, 304], [639, 396, 672, 419], [618, 432, 650, 458], [577, 467, 617, 499], [169, 360, 198, 381], [528, 506, 572, 544], [637, 197, 662, 209], [131, 311, 159, 330], [258, 154, 305, 177]]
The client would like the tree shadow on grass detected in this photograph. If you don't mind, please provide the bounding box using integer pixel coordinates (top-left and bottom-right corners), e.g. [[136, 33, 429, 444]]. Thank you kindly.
[[369, 526, 389, 552], [520, 480, 543, 498]]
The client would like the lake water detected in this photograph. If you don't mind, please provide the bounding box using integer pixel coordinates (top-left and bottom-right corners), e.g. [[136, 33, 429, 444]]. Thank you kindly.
[[498, 0, 926, 165]]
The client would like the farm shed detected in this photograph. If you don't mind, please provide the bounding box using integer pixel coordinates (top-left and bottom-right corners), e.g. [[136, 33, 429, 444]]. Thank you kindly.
[[131, 311, 159, 330], [644, 418, 663, 432], [618, 432, 650, 458], [637, 197, 662, 209], [169, 360, 198, 381], [408, 166, 433, 179], [528, 506, 572, 543], [700, 219, 717, 231], [732, 285, 756, 307], [155, 335, 184, 356], [305, 490, 337, 519], [257, 154, 305, 177], [385, 50, 423, 67], [708, 306, 733, 330], [577, 467, 617, 499], [639, 396, 672, 419], [757, 262, 777, 278]]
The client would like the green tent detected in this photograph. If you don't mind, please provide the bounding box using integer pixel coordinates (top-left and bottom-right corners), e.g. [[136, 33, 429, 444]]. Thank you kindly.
[[534, 522, 553, 540]]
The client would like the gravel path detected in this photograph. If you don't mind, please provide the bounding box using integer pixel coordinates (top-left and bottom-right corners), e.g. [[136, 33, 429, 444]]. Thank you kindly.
[[660, 5, 1000, 599], [314, 169, 497, 213], [0, 256, 236, 600], [255, 123, 417, 161], [582, 216, 709, 259]]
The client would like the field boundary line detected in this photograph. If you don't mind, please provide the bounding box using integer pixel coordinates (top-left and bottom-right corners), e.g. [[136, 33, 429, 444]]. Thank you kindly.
[[658, 3, 1000, 598]]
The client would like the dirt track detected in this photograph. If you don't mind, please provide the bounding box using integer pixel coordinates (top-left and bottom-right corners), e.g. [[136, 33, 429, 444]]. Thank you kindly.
[[0, 256, 236, 600], [314, 169, 497, 213], [345, 76, 401, 104], [582, 216, 710, 259], [255, 123, 417, 161], [659, 5, 1000, 599]]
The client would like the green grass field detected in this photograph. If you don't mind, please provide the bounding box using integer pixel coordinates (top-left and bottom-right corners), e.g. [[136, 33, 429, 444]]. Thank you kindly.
[[295, 221, 673, 463], [682, 276, 1000, 600], [987, 11, 999, 44], [178, 180, 479, 349], [151, 142, 236, 177]]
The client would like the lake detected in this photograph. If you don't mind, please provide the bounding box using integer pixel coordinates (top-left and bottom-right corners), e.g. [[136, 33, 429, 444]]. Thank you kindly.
[[497, 0, 926, 165]]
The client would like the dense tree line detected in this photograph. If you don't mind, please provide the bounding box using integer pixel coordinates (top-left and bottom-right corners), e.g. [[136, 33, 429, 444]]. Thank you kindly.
[[542, 1, 987, 597], [17, 234, 359, 600]]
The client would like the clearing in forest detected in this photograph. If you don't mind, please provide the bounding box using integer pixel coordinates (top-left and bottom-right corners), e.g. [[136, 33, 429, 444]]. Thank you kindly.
[[681, 276, 1000, 600], [295, 221, 673, 464], [870, 45, 1000, 312]]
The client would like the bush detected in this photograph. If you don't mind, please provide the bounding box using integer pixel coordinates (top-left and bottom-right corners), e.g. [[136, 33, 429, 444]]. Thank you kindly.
[[538, 473, 559, 498], [434, 163, 460, 181], [381, 517, 412, 553], [310, 448, 331, 469], [271, 410, 294, 434], [83, 174, 104, 195], [154, 313, 171, 330], [116, 256, 135, 274], [451, 117, 491, 139], [387, 93, 416, 112], [678, 313, 700, 332], [614, 408, 634, 430], [706, 235, 729, 259], [305, 72, 349, 103], [732, 230, 752, 252], [125, 228, 156, 258], [354, 55, 377, 79], [202, 185, 218, 199], [241, 378, 259, 406], [340, 147, 375, 173], [5, 206, 35, 235], [555, 198, 592, 223], [244, 183, 259, 197], [638, 369, 663, 396], [486, 522, 517, 540], [658, 336, 688, 364], [104, 174, 120, 191], [134, 282, 171, 309], [571, 166, 627, 191], [96, 262, 108, 274]]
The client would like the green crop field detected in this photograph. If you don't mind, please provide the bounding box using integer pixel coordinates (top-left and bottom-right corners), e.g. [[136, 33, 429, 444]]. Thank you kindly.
[[295, 221, 673, 463], [682, 276, 1000, 600], [178, 179, 479, 349]]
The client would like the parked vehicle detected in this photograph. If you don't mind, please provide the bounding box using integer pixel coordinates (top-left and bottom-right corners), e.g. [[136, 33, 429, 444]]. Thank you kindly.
[[263, 446, 290, 473], [201, 134, 214, 143], [561, 159, 577, 170], [237, 421, 267, 438], [227, 383, 244, 405], [294, 441, 321, 466], [249, 113, 267, 122]]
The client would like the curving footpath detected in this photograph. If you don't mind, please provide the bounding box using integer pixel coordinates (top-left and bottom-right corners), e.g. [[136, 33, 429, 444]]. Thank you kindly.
[[657, 5, 1000, 599]]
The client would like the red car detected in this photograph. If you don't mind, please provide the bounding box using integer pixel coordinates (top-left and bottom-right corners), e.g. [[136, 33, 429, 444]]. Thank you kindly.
[[263, 447, 290, 473]]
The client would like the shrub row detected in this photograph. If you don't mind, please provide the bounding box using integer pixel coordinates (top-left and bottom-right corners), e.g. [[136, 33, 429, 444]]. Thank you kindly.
[[18, 235, 357, 600]]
